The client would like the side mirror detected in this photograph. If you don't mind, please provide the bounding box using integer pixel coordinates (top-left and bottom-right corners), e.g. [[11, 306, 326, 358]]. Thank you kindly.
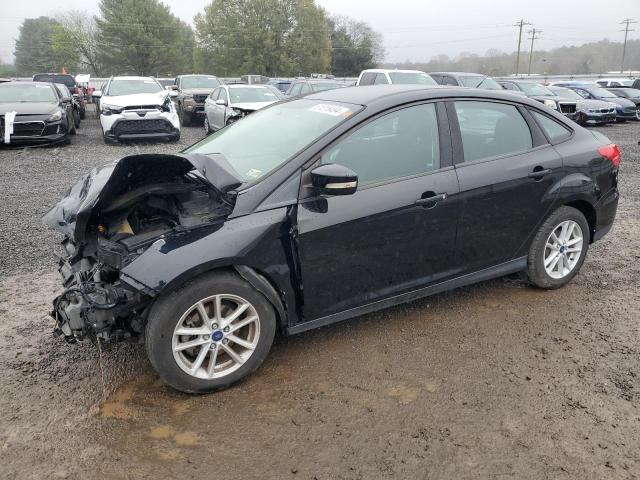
[[168, 90, 178, 98], [92, 90, 102, 98], [215, 98, 228, 106], [311, 163, 358, 196], [61, 95, 71, 103]]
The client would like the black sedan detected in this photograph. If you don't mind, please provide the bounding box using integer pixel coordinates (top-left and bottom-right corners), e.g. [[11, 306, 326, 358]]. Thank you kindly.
[[44, 86, 620, 393], [0, 82, 74, 145]]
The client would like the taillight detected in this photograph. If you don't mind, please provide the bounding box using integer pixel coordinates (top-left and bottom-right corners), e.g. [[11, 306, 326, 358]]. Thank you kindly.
[[598, 144, 621, 168]]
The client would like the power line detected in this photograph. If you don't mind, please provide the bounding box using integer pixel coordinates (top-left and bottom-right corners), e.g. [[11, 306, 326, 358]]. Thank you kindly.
[[527, 28, 542, 75], [514, 19, 530, 75], [620, 18, 636, 73]]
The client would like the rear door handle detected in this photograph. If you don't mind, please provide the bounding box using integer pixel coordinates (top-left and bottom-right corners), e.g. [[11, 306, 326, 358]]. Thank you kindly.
[[528, 168, 552, 179], [415, 193, 447, 208]]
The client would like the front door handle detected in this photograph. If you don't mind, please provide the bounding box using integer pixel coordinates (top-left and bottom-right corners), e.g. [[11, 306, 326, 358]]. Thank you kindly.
[[528, 168, 552, 179], [415, 192, 447, 209]]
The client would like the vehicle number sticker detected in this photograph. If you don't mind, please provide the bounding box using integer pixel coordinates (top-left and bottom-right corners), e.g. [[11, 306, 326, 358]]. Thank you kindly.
[[246, 169, 263, 179], [309, 104, 352, 117]]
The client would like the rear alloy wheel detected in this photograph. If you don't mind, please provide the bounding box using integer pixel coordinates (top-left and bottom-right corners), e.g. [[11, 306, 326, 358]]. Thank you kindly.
[[527, 206, 589, 289], [146, 271, 276, 393]]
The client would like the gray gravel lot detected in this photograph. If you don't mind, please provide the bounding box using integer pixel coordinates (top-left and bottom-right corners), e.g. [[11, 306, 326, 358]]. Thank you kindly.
[[0, 110, 639, 479]]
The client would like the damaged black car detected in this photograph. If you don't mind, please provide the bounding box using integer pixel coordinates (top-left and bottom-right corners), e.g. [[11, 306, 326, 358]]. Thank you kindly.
[[45, 86, 619, 393]]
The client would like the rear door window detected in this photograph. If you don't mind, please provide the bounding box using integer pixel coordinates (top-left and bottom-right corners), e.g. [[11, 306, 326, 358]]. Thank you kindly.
[[300, 83, 312, 95], [289, 83, 303, 96], [359, 72, 376, 86], [454, 101, 533, 162], [374, 74, 389, 85], [530, 110, 572, 143], [441, 76, 458, 86]]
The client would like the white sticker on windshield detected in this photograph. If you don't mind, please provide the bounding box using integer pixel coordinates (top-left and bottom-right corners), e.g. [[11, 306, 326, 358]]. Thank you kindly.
[[246, 169, 262, 179], [309, 104, 351, 117], [144, 80, 156, 83], [35, 85, 50, 88]]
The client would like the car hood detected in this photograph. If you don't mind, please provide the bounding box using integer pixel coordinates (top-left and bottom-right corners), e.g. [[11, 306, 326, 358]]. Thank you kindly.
[[43, 153, 243, 244], [0, 101, 59, 115], [101, 92, 170, 107], [604, 96, 636, 108], [230, 101, 277, 111], [529, 95, 559, 102]]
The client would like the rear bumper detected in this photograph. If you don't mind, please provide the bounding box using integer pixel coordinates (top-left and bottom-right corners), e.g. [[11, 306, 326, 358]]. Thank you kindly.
[[593, 188, 619, 243]]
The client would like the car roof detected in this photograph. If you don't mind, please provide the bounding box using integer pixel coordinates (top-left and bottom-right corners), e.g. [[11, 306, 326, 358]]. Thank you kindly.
[[360, 69, 427, 74], [33, 73, 74, 77], [110, 76, 157, 81], [430, 72, 486, 77], [305, 84, 544, 108], [178, 74, 217, 78], [225, 84, 270, 89]]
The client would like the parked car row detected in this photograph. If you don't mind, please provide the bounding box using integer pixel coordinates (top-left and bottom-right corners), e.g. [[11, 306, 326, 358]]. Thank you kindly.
[[1, 69, 638, 146]]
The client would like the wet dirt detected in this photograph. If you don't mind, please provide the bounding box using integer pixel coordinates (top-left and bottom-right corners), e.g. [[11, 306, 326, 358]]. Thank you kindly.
[[0, 114, 639, 479]]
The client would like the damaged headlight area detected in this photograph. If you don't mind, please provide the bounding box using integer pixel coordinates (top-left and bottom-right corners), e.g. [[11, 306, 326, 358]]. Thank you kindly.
[[51, 245, 149, 343], [45, 153, 241, 344]]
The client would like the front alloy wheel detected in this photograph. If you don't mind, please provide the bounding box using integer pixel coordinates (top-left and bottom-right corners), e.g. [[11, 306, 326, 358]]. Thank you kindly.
[[146, 271, 276, 393], [172, 294, 260, 380]]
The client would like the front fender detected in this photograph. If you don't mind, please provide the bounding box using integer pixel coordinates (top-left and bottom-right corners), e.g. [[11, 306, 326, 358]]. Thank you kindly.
[[119, 207, 298, 324]]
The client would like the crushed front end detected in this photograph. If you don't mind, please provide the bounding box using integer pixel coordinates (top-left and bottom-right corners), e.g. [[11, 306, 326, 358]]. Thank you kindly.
[[44, 153, 240, 343]]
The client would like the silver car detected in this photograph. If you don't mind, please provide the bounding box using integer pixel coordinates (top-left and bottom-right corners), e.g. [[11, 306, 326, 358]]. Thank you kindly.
[[203, 84, 282, 133]]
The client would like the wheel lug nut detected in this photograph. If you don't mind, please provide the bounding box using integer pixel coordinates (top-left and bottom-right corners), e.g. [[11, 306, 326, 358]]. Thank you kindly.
[[210, 344, 216, 349], [212, 323, 218, 329], [203, 335, 210, 340], [223, 327, 229, 333], [222, 338, 229, 345]]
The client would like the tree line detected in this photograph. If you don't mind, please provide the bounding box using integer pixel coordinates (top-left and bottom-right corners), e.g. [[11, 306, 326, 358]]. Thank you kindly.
[[11, 0, 384, 77], [387, 39, 640, 76]]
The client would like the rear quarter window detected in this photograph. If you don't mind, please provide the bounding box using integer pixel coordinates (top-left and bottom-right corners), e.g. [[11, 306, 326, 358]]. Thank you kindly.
[[530, 110, 572, 143]]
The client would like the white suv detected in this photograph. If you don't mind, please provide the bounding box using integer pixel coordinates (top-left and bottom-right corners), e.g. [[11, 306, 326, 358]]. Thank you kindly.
[[93, 76, 180, 144], [356, 69, 437, 86]]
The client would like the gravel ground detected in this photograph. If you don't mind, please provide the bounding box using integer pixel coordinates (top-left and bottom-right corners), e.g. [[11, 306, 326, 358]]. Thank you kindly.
[[0, 110, 639, 480]]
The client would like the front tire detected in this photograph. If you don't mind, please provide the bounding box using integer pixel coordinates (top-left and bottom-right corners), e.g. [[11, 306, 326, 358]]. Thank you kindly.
[[527, 206, 589, 289], [204, 116, 212, 134], [145, 271, 276, 394]]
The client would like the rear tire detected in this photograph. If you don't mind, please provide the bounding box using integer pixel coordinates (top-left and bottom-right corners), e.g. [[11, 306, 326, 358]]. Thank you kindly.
[[527, 206, 590, 289], [145, 271, 276, 394]]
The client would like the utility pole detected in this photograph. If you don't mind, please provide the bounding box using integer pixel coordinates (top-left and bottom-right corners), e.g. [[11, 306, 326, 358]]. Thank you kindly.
[[514, 19, 530, 76], [528, 28, 542, 76], [620, 18, 636, 73]]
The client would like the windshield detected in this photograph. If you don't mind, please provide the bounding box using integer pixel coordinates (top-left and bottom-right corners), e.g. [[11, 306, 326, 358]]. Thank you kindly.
[[623, 88, 640, 97], [229, 87, 280, 103], [0, 83, 57, 102], [33, 74, 76, 87], [55, 83, 71, 97], [107, 79, 163, 96], [549, 87, 582, 100], [185, 99, 362, 181], [518, 83, 554, 96], [181, 76, 220, 89], [588, 87, 618, 98], [459, 75, 503, 90], [388, 72, 436, 85]]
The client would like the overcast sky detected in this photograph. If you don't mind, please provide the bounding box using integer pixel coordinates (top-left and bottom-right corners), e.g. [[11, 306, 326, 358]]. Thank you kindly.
[[0, 0, 637, 64]]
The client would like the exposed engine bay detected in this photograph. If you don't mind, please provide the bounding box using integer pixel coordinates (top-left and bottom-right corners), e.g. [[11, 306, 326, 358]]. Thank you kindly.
[[44, 153, 241, 343]]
